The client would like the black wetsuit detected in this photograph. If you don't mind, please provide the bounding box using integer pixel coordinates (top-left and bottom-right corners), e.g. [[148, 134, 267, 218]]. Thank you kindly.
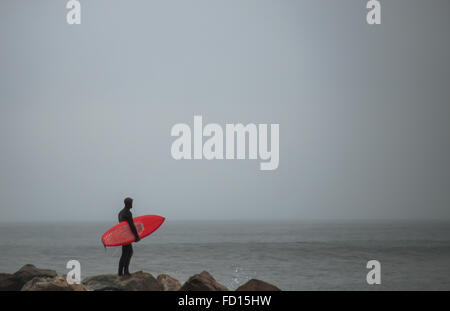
[[118, 207, 139, 276]]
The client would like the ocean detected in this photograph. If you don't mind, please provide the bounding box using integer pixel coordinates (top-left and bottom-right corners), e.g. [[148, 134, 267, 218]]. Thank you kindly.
[[0, 220, 449, 290]]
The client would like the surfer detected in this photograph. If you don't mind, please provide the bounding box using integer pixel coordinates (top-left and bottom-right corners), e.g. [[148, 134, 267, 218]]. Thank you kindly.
[[118, 197, 140, 276]]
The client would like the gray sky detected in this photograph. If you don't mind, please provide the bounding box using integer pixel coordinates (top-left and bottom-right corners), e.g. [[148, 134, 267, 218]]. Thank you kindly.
[[0, 0, 449, 222]]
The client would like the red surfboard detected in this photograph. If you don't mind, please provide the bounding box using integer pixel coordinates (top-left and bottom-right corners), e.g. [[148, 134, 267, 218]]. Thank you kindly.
[[102, 215, 165, 247]]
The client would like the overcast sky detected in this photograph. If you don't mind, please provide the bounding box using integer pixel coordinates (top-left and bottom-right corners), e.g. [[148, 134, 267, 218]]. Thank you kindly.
[[0, 0, 449, 222]]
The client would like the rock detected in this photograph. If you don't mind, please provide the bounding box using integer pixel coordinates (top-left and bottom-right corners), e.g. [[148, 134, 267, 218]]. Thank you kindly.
[[2, 265, 280, 292], [82, 274, 118, 291], [0, 265, 59, 290], [13, 264, 57, 288], [0, 273, 22, 291], [82, 271, 163, 291], [179, 271, 228, 291], [157, 274, 181, 291], [236, 279, 281, 291], [21, 275, 86, 291], [114, 271, 163, 291], [0, 265, 58, 291]]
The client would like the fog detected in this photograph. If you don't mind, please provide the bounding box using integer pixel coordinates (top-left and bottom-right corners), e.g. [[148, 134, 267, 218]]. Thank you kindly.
[[0, 0, 449, 222]]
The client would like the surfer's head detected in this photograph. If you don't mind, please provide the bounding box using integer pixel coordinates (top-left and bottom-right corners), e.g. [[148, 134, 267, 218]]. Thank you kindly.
[[124, 197, 133, 209]]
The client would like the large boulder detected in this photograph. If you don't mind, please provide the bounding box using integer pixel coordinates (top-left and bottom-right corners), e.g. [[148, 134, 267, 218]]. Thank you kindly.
[[82, 274, 118, 291], [13, 264, 57, 286], [179, 271, 228, 291], [0, 273, 22, 291], [236, 279, 281, 291], [22, 275, 86, 291], [0, 265, 58, 290], [82, 271, 162, 291], [157, 274, 181, 291]]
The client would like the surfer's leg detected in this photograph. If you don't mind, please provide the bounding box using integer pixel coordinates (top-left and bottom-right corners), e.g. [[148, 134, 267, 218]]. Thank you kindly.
[[118, 245, 126, 276], [124, 244, 133, 275]]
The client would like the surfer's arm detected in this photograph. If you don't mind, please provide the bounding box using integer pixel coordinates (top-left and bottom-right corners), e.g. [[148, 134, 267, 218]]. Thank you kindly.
[[125, 213, 140, 242]]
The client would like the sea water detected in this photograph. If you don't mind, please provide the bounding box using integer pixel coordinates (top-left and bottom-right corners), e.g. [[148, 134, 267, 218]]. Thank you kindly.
[[0, 220, 449, 290]]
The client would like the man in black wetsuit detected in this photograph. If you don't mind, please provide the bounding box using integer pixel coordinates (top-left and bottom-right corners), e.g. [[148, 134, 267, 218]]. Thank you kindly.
[[118, 197, 140, 276]]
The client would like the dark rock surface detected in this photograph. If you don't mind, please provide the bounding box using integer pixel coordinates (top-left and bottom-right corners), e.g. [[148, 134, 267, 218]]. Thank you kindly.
[[0, 265, 57, 291], [22, 275, 86, 291], [157, 274, 182, 291], [236, 279, 281, 291], [0, 273, 22, 291], [13, 264, 58, 285], [82, 271, 163, 291], [1, 264, 280, 291], [179, 271, 228, 291]]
